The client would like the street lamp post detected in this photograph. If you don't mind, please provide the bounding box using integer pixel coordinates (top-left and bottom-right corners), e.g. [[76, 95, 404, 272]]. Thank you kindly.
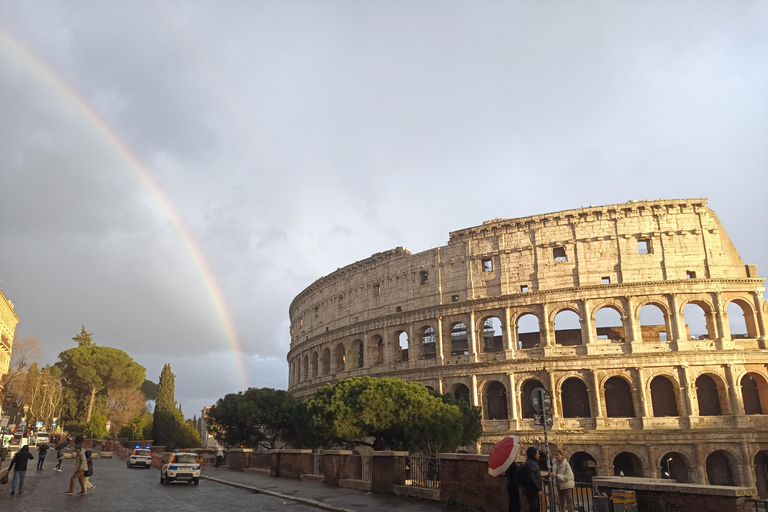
[[665, 457, 673, 479]]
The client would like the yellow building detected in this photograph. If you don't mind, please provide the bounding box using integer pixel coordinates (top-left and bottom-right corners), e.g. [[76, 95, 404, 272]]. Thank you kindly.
[[0, 289, 20, 406]]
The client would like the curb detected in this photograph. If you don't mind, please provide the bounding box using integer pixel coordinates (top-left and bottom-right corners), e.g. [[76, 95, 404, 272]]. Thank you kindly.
[[201, 475, 355, 512]]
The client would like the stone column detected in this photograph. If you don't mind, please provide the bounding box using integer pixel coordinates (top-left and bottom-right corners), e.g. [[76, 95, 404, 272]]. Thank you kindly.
[[635, 367, 651, 418], [548, 371, 561, 421], [693, 445, 707, 484], [714, 292, 729, 343], [580, 299, 595, 345], [752, 290, 767, 347], [508, 373, 519, 430], [408, 324, 421, 362], [541, 303, 554, 347], [679, 365, 698, 418], [739, 442, 756, 489], [436, 317, 445, 364], [468, 311, 478, 362], [592, 370, 605, 428], [471, 374, 479, 408], [625, 296, 642, 344], [725, 363, 745, 416], [669, 294, 688, 344], [504, 306, 516, 355]]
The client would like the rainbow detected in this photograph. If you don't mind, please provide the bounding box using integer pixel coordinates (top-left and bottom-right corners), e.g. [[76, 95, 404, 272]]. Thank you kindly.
[[0, 26, 250, 389]]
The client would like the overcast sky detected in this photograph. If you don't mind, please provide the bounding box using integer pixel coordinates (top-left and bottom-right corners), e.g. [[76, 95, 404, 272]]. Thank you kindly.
[[1, 1, 766, 417]]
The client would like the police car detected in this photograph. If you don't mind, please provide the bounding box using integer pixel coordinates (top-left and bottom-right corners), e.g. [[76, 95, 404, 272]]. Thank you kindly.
[[160, 451, 201, 485], [127, 446, 153, 468]]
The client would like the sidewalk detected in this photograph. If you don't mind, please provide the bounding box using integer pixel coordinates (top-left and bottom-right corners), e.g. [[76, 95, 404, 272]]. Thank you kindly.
[[201, 467, 452, 512]]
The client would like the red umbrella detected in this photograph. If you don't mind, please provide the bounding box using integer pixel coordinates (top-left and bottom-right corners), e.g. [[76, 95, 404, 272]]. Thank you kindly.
[[488, 435, 521, 476]]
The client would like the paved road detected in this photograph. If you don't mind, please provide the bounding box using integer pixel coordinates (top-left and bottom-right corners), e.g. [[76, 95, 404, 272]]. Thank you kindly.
[[0, 454, 320, 512]]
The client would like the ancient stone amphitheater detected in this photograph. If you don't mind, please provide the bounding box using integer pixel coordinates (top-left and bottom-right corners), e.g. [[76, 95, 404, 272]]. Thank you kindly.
[[287, 198, 768, 493]]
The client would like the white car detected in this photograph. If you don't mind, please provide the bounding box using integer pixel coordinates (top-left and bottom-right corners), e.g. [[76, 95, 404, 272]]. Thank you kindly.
[[160, 452, 201, 485], [33, 432, 49, 446], [127, 447, 152, 468]]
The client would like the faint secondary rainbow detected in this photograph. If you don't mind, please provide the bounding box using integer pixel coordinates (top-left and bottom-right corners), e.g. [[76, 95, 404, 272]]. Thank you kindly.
[[0, 27, 250, 389]]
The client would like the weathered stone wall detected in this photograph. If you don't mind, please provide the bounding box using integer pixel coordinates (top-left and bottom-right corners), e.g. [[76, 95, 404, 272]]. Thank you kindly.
[[287, 198, 768, 493]]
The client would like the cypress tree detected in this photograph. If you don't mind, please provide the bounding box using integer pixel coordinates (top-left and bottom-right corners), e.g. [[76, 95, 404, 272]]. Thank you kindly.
[[153, 364, 178, 449]]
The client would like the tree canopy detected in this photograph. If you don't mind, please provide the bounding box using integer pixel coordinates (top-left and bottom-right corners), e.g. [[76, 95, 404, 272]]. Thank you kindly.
[[206, 387, 306, 449], [57, 334, 146, 423], [307, 376, 482, 453]]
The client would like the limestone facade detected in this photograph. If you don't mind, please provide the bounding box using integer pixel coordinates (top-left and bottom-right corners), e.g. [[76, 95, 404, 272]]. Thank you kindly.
[[0, 289, 20, 396], [287, 199, 768, 492]]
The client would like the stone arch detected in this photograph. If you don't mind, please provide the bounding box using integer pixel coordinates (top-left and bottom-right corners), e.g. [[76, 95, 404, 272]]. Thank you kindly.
[[452, 383, 471, 405], [659, 451, 692, 483], [755, 450, 768, 498], [638, 302, 671, 342], [569, 451, 598, 483], [311, 351, 319, 378], [521, 378, 546, 419], [650, 375, 680, 417], [682, 300, 714, 340], [613, 451, 643, 477], [594, 305, 626, 342], [604, 375, 635, 418], [696, 373, 727, 416], [479, 315, 503, 353], [334, 343, 346, 373], [351, 339, 364, 368], [450, 322, 469, 355], [561, 377, 591, 418], [741, 372, 768, 415], [321, 347, 331, 375], [554, 309, 582, 346], [395, 330, 409, 362], [420, 326, 437, 359], [516, 312, 541, 349], [484, 380, 508, 420], [303, 354, 309, 380], [728, 298, 758, 339], [706, 449, 739, 486]]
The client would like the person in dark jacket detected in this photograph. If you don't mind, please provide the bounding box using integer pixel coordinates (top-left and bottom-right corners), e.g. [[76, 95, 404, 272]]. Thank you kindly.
[[8, 445, 34, 495], [37, 442, 49, 470], [520, 447, 542, 512], [505, 461, 521, 512]]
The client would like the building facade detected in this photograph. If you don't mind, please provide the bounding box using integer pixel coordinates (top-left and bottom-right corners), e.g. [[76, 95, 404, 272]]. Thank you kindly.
[[287, 199, 768, 493], [0, 289, 20, 418]]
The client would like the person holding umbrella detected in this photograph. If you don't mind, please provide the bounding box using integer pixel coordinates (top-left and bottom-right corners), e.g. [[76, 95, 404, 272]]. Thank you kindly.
[[487, 435, 522, 512], [54, 438, 70, 472]]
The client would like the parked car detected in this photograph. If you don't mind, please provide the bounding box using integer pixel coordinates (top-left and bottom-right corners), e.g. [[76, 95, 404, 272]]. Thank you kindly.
[[127, 447, 152, 468]]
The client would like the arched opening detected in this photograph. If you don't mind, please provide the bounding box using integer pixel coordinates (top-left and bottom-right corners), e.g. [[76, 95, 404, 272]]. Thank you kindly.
[[352, 339, 364, 368], [517, 313, 540, 349], [334, 343, 346, 373], [421, 326, 437, 359], [351, 449, 365, 480], [696, 374, 724, 416], [303, 355, 309, 380], [742, 373, 768, 415], [397, 331, 409, 362], [554, 310, 582, 346], [650, 376, 679, 417], [311, 352, 319, 378], [561, 377, 591, 418], [570, 452, 598, 483], [485, 381, 508, 420], [481, 316, 503, 353], [521, 379, 545, 418], [373, 335, 384, 365], [728, 300, 758, 339], [605, 376, 636, 417], [613, 452, 642, 477], [706, 450, 737, 486], [639, 303, 669, 342], [321, 348, 331, 375], [451, 323, 469, 355], [453, 384, 470, 405], [684, 303, 711, 340], [660, 452, 689, 483], [595, 307, 625, 342], [755, 451, 768, 499]]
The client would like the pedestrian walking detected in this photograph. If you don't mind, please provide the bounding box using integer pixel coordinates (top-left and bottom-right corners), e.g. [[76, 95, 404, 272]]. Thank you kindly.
[[505, 461, 522, 512], [553, 450, 575, 512], [55, 448, 65, 471], [64, 445, 87, 495], [7, 444, 34, 495], [37, 441, 50, 470], [519, 447, 542, 512], [0, 443, 7, 469], [216, 447, 224, 469], [83, 449, 95, 492]]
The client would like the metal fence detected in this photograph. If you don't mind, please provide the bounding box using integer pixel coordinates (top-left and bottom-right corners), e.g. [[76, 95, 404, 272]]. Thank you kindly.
[[402, 456, 441, 489], [347, 453, 372, 481], [541, 478, 594, 512], [749, 499, 768, 512]]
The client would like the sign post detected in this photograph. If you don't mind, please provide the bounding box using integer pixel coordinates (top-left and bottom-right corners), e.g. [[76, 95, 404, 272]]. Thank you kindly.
[[531, 387, 555, 512]]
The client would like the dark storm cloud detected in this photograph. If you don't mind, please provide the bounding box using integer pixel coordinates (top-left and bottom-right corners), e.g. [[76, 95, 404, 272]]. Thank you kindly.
[[1, 0, 767, 415]]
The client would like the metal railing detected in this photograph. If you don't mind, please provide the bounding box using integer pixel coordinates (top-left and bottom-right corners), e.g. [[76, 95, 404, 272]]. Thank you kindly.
[[749, 499, 768, 512], [402, 456, 441, 489], [542, 478, 594, 512], [347, 454, 371, 481]]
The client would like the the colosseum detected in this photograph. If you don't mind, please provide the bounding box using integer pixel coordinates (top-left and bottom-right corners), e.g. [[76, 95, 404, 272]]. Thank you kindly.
[[287, 198, 768, 493]]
